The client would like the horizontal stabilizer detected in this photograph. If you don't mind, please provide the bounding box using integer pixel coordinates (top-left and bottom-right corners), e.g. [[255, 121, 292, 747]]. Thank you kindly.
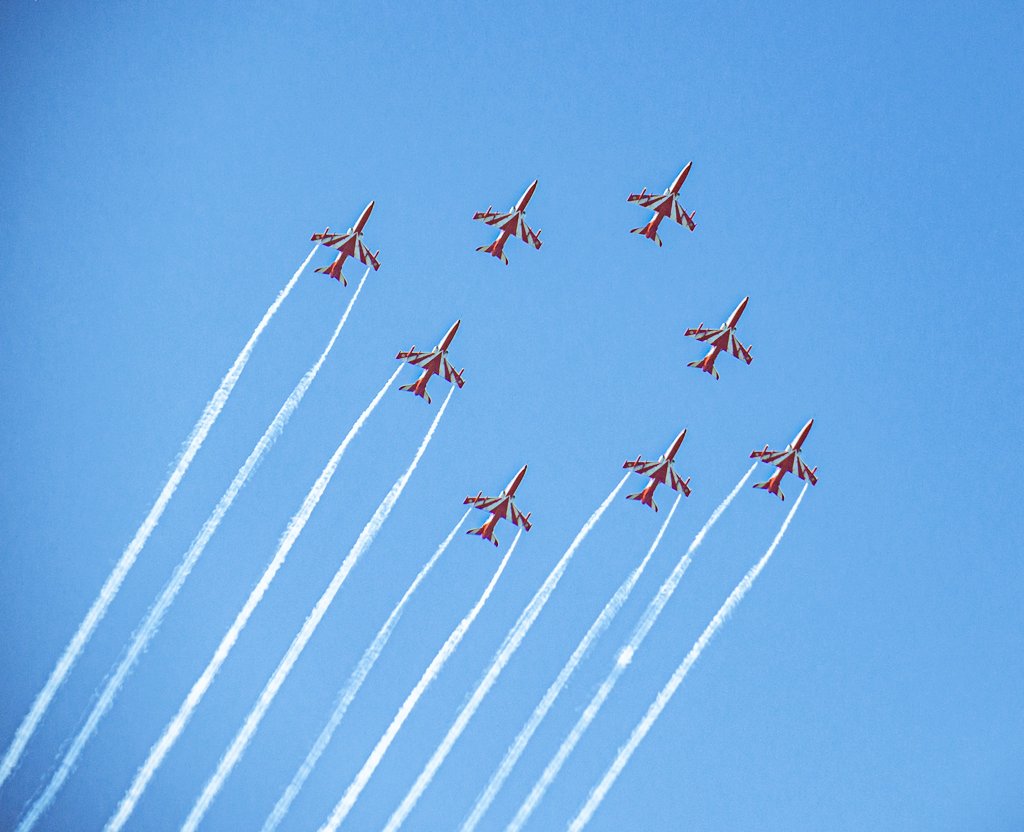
[[314, 263, 347, 286], [753, 479, 785, 501], [476, 240, 509, 264], [629, 224, 662, 247], [626, 490, 659, 512], [399, 380, 431, 404], [687, 356, 720, 379], [466, 525, 499, 547]]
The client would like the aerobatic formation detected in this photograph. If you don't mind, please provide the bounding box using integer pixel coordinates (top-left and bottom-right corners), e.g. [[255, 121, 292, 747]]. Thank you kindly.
[[3, 161, 819, 832]]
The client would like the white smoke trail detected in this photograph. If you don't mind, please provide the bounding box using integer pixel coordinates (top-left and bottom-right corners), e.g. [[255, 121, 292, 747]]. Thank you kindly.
[[0, 246, 316, 794], [262, 509, 471, 832], [380, 473, 630, 832], [508, 465, 756, 831], [104, 365, 401, 832], [569, 483, 808, 832], [461, 495, 681, 832], [321, 528, 523, 832], [14, 267, 367, 832], [182, 387, 455, 832]]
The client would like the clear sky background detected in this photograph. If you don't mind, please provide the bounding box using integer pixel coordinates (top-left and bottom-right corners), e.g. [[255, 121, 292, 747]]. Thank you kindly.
[[2, 2, 1022, 830]]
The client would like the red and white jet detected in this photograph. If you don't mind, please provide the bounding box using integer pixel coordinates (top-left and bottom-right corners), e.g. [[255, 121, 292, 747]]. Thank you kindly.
[[627, 162, 697, 246], [395, 320, 466, 404], [684, 296, 753, 380], [310, 201, 381, 286], [464, 465, 532, 546], [750, 419, 819, 501], [623, 428, 693, 512], [473, 180, 543, 264]]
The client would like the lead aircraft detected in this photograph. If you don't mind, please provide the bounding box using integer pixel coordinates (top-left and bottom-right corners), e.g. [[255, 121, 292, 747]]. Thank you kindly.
[[623, 428, 693, 512], [750, 419, 819, 500], [310, 200, 381, 286], [464, 465, 532, 546], [473, 180, 543, 264], [627, 162, 697, 246], [395, 320, 466, 404], [684, 296, 754, 379]]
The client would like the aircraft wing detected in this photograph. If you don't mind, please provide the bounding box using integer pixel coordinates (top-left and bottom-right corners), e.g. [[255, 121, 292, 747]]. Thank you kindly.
[[464, 494, 503, 511], [396, 348, 436, 367], [317, 231, 353, 251], [628, 192, 671, 210], [751, 447, 789, 465], [629, 193, 694, 230], [473, 210, 542, 248], [623, 458, 660, 476], [795, 456, 818, 484], [667, 468, 692, 496], [512, 216, 542, 248], [394, 351, 464, 387], [463, 494, 530, 527], [751, 448, 817, 484], [352, 237, 381, 270], [509, 503, 532, 530], [473, 209, 513, 227], [440, 356, 466, 388], [665, 198, 696, 230], [684, 326, 752, 364]]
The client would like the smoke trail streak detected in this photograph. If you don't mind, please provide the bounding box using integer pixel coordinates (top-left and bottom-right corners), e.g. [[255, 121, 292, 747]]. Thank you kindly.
[[569, 484, 808, 832], [182, 387, 454, 832], [104, 366, 401, 832], [380, 474, 630, 832], [508, 465, 756, 831], [262, 509, 471, 832], [321, 529, 522, 832], [461, 495, 681, 832], [14, 267, 367, 832], [0, 246, 316, 794]]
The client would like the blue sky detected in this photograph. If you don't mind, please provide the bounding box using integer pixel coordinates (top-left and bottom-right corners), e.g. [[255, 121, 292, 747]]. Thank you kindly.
[[2, 1, 1022, 830]]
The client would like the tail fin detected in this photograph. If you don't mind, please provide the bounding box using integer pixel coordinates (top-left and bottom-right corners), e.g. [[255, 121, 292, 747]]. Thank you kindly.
[[629, 221, 662, 247], [399, 377, 431, 404], [753, 479, 785, 501], [476, 240, 509, 264], [687, 354, 720, 379]]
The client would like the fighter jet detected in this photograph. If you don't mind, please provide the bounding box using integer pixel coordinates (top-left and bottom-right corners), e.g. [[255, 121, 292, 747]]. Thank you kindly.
[[310, 201, 381, 286], [623, 428, 693, 512], [684, 296, 753, 380], [395, 320, 466, 404], [627, 162, 697, 246], [464, 465, 533, 546], [473, 180, 543, 264], [750, 419, 818, 501]]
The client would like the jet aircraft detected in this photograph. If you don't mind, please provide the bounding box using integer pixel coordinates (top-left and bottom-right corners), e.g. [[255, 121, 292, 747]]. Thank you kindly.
[[395, 320, 466, 404], [472, 180, 543, 264], [684, 296, 753, 379], [750, 419, 819, 500], [627, 162, 697, 245], [622, 428, 693, 512], [310, 201, 381, 286], [464, 465, 532, 546]]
